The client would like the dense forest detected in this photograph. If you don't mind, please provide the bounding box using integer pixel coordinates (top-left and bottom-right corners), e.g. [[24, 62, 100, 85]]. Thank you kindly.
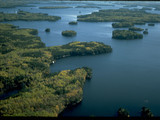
[[0, 23, 111, 116]]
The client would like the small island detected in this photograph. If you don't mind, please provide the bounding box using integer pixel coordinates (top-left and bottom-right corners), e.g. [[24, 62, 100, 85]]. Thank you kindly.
[[45, 28, 50, 32], [62, 30, 77, 37], [0, 10, 61, 22], [143, 30, 148, 34], [112, 22, 134, 28], [69, 21, 78, 25], [129, 27, 144, 31], [148, 23, 155, 26], [112, 30, 143, 40], [39, 6, 72, 9], [75, 6, 100, 8]]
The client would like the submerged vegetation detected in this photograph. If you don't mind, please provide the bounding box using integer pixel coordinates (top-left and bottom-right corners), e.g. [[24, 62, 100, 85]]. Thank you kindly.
[[0, 10, 61, 22], [62, 30, 77, 37], [112, 30, 143, 40], [0, 23, 111, 116], [77, 9, 160, 23], [39, 6, 72, 9]]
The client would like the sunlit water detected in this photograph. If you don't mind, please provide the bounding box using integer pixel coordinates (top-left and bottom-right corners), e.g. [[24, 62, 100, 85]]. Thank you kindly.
[[1, 1, 160, 116]]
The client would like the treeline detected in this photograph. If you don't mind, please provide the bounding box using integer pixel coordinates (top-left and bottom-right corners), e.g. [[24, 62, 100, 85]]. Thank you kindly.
[[0, 23, 110, 116], [0, 10, 61, 22]]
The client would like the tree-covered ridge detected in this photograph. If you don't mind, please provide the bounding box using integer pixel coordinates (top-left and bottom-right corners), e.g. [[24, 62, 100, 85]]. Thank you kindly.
[[48, 41, 112, 60], [77, 9, 160, 23], [112, 30, 143, 40], [39, 6, 72, 9], [0, 10, 61, 22]]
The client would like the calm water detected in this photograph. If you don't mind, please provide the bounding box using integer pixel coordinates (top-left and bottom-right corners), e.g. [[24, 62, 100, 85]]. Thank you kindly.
[[1, 1, 160, 117]]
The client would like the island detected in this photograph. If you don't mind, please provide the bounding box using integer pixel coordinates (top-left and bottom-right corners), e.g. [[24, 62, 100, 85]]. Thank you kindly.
[[75, 6, 100, 8], [148, 23, 155, 26], [112, 30, 143, 40], [112, 22, 134, 28], [62, 30, 77, 37], [77, 9, 160, 24], [143, 30, 148, 34], [47, 41, 112, 60], [39, 6, 72, 9], [0, 23, 112, 117], [129, 27, 144, 31], [0, 10, 61, 22], [69, 21, 78, 25], [45, 28, 50, 32]]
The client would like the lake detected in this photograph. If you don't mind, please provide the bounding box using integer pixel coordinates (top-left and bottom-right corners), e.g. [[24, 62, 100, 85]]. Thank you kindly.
[[1, 1, 160, 117]]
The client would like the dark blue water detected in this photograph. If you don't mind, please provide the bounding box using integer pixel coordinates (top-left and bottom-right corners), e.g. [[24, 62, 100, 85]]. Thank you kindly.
[[1, 1, 160, 117]]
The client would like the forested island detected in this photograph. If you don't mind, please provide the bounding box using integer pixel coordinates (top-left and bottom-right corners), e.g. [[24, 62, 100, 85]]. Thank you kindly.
[[75, 6, 100, 8], [112, 30, 143, 40], [39, 6, 72, 9], [62, 30, 77, 37], [128, 27, 144, 31], [112, 22, 134, 28], [77, 9, 160, 24], [0, 10, 61, 22], [69, 21, 78, 25], [0, 23, 111, 116]]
